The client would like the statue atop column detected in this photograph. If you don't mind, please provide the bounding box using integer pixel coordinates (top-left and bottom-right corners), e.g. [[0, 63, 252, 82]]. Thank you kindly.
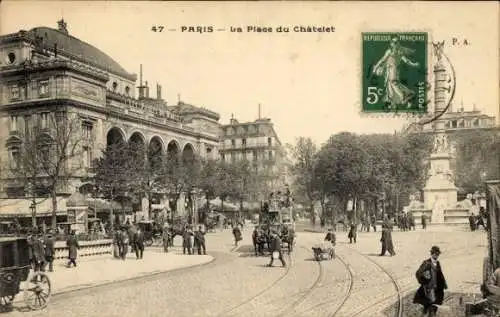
[[432, 41, 445, 64]]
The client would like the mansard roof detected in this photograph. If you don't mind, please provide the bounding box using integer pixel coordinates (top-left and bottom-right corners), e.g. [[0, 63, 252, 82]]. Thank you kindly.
[[23, 27, 136, 80]]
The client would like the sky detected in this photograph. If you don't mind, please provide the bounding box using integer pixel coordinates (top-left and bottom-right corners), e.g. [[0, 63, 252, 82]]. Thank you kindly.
[[1, 1, 498, 146]]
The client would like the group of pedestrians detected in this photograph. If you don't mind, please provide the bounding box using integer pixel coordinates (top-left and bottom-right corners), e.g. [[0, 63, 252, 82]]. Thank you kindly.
[[469, 206, 488, 231], [182, 225, 207, 255], [27, 228, 79, 271], [113, 224, 145, 260]]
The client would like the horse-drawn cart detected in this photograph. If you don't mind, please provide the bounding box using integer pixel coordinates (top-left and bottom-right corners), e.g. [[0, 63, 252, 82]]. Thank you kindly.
[[0, 237, 51, 311]]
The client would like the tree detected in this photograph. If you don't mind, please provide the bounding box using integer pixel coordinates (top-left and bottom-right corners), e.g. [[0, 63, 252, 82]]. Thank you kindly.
[[15, 109, 83, 229], [161, 154, 201, 222], [93, 142, 136, 227], [453, 129, 500, 193], [197, 159, 222, 221], [287, 137, 320, 219]]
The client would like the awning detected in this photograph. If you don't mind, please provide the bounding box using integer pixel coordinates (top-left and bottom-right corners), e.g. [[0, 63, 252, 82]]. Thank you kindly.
[[87, 198, 121, 212], [0, 197, 67, 218]]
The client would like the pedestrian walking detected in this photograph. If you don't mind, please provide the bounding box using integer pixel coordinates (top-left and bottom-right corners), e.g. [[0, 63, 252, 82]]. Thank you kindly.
[[324, 228, 336, 246], [32, 232, 46, 272], [469, 213, 476, 231], [43, 230, 55, 272], [409, 213, 416, 230], [194, 226, 206, 255], [162, 226, 170, 253], [134, 228, 145, 259], [413, 246, 448, 317], [119, 227, 129, 260], [182, 226, 194, 255], [348, 222, 357, 244], [232, 225, 242, 247], [371, 214, 377, 232], [422, 214, 427, 230], [268, 230, 286, 267], [380, 217, 396, 256], [66, 230, 79, 267]]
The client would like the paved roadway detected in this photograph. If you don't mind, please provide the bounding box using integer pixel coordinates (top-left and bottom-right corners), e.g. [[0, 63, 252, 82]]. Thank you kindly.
[[10, 226, 487, 317]]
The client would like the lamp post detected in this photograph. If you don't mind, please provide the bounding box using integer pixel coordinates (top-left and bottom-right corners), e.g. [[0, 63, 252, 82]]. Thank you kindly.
[[30, 202, 36, 228]]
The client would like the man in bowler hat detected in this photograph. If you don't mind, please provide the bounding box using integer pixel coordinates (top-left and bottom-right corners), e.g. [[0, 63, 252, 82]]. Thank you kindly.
[[43, 230, 55, 272], [413, 246, 448, 317]]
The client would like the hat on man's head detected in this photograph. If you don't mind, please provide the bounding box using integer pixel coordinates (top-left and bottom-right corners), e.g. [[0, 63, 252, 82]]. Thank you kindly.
[[430, 246, 441, 255]]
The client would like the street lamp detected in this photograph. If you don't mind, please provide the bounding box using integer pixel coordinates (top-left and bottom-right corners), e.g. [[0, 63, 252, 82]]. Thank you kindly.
[[30, 202, 36, 228]]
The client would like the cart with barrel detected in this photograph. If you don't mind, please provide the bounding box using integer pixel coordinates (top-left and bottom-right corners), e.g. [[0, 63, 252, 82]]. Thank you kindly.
[[0, 236, 51, 311]]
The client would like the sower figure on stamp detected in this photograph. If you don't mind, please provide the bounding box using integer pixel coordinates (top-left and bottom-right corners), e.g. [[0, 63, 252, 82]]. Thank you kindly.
[[372, 36, 421, 109], [268, 230, 286, 268], [413, 246, 448, 317]]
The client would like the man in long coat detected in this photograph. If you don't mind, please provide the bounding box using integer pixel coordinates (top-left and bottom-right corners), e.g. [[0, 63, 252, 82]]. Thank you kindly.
[[66, 230, 79, 267], [32, 233, 46, 272], [413, 246, 448, 317], [348, 222, 357, 244], [380, 217, 396, 256], [182, 226, 194, 255], [268, 230, 286, 267], [119, 227, 129, 260], [134, 228, 145, 259], [194, 225, 206, 255], [43, 230, 55, 272]]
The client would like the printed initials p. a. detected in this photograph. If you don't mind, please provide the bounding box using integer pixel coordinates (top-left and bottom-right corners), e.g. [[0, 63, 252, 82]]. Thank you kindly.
[[366, 86, 384, 104]]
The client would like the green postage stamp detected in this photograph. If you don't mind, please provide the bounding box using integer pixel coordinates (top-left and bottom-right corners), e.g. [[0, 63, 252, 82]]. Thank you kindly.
[[362, 32, 428, 113]]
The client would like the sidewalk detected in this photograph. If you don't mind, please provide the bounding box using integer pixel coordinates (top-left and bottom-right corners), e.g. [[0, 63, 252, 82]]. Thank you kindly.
[[34, 248, 213, 296]]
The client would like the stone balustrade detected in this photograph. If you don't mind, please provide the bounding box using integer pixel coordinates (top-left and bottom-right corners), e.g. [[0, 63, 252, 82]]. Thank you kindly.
[[53, 239, 112, 261]]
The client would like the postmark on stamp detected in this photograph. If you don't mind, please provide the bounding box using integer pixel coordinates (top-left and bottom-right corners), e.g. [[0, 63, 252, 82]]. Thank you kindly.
[[362, 32, 428, 113]]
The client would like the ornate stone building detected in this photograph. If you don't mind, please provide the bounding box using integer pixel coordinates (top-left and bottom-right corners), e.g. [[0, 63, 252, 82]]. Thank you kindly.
[[219, 115, 290, 198], [403, 104, 497, 135], [0, 20, 220, 220]]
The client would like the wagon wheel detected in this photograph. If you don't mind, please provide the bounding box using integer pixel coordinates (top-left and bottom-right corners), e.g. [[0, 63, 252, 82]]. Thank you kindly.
[[0, 295, 15, 311], [24, 272, 51, 310]]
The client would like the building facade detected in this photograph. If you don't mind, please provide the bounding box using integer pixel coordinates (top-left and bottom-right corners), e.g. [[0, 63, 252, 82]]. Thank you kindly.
[[219, 116, 290, 198], [0, 20, 221, 220], [404, 106, 497, 135]]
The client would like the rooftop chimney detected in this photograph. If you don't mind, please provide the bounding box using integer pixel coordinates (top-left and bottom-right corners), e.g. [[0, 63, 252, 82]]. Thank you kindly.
[[57, 19, 68, 34], [156, 83, 162, 100], [145, 81, 150, 98], [137, 64, 147, 99]]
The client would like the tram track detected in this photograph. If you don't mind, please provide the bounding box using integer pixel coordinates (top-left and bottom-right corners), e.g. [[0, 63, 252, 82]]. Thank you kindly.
[[275, 246, 324, 317], [215, 252, 294, 317]]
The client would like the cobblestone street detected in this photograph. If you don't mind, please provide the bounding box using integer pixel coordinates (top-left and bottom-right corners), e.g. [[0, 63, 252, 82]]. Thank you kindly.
[[4, 226, 487, 317]]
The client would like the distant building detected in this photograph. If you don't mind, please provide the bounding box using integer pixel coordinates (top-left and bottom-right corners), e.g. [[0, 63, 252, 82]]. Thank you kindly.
[[404, 104, 497, 135], [219, 116, 290, 198]]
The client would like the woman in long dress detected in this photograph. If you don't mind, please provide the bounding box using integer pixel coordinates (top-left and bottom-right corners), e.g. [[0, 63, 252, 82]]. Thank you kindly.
[[373, 37, 420, 108]]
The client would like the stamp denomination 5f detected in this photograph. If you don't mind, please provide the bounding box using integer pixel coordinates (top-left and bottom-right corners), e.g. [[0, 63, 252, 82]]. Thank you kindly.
[[362, 32, 428, 113]]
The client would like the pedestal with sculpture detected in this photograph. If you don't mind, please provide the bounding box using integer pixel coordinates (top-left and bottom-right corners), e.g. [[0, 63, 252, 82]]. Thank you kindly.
[[405, 41, 470, 228]]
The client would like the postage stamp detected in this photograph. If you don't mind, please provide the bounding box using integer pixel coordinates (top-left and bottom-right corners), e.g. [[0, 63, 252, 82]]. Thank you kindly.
[[362, 32, 428, 113]]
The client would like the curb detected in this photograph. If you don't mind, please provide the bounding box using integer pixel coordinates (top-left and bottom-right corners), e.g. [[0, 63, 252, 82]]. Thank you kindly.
[[301, 229, 325, 234], [52, 255, 216, 297]]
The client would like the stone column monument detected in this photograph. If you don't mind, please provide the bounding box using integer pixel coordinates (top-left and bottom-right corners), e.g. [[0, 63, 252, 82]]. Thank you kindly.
[[423, 133, 458, 224]]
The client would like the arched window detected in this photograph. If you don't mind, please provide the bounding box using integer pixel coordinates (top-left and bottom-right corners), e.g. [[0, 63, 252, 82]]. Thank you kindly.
[[8, 147, 20, 169], [112, 82, 118, 91], [125, 86, 130, 96]]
